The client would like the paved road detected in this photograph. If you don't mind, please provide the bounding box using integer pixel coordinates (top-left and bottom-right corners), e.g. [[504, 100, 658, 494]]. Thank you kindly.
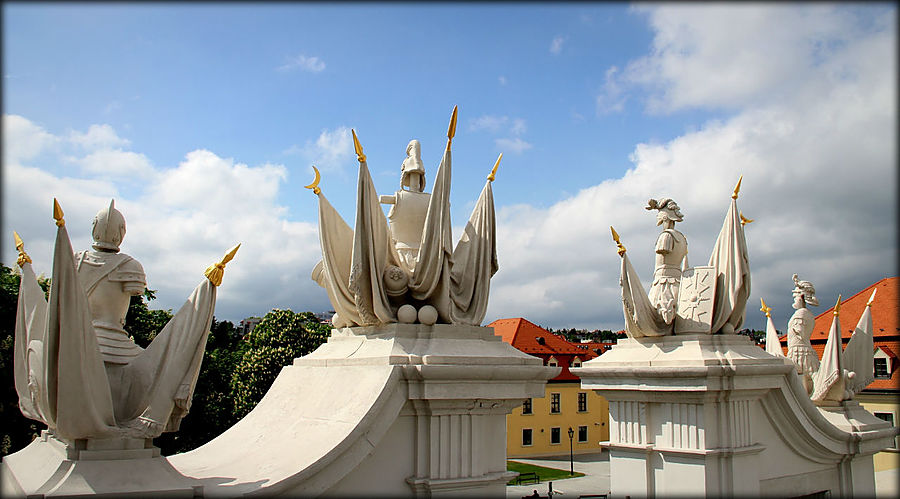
[[507, 452, 898, 498]]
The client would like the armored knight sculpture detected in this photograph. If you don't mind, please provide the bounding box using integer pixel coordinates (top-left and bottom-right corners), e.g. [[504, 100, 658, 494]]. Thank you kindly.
[[310, 106, 500, 328], [612, 177, 750, 337], [786, 274, 820, 395], [13, 199, 237, 440]]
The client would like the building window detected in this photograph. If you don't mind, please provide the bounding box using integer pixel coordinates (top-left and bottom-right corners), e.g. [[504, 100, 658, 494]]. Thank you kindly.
[[550, 393, 561, 414], [874, 358, 890, 379], [522, 398, 533, 415], [522, 428, 533, 446], [572, 356, 582, 368], [550, 427, 561, 445], [577, 392, 588, 412], [578, 425, 588, 443], [548, 356, 558, 367]]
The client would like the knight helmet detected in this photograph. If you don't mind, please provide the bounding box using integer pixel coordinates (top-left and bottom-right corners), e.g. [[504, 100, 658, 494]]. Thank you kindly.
[[400, 139, 426, 191], [91, 199, 126, 252]]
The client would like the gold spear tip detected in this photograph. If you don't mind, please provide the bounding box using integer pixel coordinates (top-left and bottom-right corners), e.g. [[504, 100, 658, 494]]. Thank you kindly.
[[351, 129, 366, 162], [866, 288, 877, 307], [14, 231, 32, 267], [487, 153, 502, 182], [610, 226, 626, 255], [732, 175, 743, 200], [14, 231, 24, 250], [760, 297, 771, 317], [447, 105, 458, 140], [204, 243, 240, 286], [833, 294, 842, 316], [740, 212, 754, 226], [52, 198, 65, 226], [222, 243, 241, 264], [304, 165, 322, 195]]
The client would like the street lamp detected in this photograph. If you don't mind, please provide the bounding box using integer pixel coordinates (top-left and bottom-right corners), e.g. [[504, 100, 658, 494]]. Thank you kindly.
[[567, 427, 574, 476]]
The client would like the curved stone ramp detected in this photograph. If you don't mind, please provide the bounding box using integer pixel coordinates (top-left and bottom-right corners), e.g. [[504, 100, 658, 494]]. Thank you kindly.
[[168, 363, 407, 496]]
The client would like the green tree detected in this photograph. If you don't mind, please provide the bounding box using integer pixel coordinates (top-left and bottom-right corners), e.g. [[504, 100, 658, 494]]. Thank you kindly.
[[230, 309, 330, 419], [125, 288, 172, 348]]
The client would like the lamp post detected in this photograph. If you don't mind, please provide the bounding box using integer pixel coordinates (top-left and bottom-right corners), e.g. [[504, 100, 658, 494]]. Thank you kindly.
[[567, 427, 574, 476]]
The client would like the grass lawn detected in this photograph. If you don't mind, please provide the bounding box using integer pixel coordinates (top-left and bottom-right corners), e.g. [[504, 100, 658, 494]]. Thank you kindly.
[[507, 460, 585, 485]]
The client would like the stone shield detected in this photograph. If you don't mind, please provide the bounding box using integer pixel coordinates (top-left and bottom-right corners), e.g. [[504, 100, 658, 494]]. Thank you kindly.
[[675, 266, 717, 334]]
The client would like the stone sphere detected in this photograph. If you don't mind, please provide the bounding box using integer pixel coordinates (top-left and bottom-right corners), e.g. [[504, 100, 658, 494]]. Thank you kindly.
[[418, 305, 438, 326], [397, 304, 417, 324], [383, 265, 409, 297]]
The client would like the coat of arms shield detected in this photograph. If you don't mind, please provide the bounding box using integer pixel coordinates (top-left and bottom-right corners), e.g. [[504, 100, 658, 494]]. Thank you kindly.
[[674, 266, 717, 334]]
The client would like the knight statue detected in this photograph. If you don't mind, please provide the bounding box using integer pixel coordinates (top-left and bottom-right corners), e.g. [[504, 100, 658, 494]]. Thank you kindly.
[[786, 274, 820, 395], [645, 198, 687, 325]]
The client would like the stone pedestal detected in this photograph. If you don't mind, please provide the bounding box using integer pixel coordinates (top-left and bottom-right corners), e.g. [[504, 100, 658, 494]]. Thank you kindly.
[[574, 334, 897, 498], [1, 431, 199, 497]]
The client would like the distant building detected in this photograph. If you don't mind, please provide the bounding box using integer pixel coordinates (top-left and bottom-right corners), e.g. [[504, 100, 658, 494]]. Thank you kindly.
[[313, 311, 336, 324], [489, 318, 611, 458], [778, 276, 899, 471], [239, 316, 262, 337]]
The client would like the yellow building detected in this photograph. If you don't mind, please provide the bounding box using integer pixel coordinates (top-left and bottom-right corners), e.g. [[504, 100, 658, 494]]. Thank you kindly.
[[490, 318, 610, 458]]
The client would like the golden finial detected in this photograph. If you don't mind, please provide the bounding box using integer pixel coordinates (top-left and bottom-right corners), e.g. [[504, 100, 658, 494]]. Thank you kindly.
[[732, 175, 743, 200], [833, 294, 842, 316], [740, 212, 753, 226], [866, 288, 877, 307], [204, 243, 241, 287], [610, 226, 626, 256], [304, 165, 322, 195], [14, 231, 32, 267], [487, 153, 502, 182], [446, 105, 458, 152], [351, 129, 366, 163], [760, 297, 772, 317], [53, 198, 65, 227]]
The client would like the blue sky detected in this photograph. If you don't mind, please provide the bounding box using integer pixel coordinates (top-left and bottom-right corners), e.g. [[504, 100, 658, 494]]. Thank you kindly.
[[3, 3, 896, 331]]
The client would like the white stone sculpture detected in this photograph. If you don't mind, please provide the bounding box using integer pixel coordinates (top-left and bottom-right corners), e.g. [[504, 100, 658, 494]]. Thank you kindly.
[[613, 177, 751, 337], [310, 106, 500, 327], [11, 199, 237, 441], [811, 290, 878, 404], [760, 298, 786, 358], [786, 273, 820, 395]]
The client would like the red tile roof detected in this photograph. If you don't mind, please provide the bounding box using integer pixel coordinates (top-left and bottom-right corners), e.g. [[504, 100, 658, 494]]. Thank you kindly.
[[488, 318, 598, 381]]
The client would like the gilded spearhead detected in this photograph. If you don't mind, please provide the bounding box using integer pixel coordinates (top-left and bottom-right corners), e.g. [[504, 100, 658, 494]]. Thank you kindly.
[[732, 175, 743, 200], [487, 153, 502, 182], [14, 231, 32, 267], [610, 226, 626, 256], [351, 129, 366, 163], [205, 243, 241, 287], [760, 297, 772, 317], [740, 212, 754, 226], [304, 165, 322, 195], [866, 288, 877, 308], [446, 105, 458, 151], [53, 198, 65, 227], [833, 294, 842, 316]]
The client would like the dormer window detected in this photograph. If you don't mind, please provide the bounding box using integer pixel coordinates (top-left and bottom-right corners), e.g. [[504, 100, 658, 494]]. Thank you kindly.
[[548, 356, 558, 367], [572, 357, 582, 368], [875, 348, 895, 379]]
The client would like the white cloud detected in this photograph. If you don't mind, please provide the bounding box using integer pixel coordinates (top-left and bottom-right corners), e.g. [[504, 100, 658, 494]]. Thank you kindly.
[[277, 54, 326, 73], [510, 118, 527, 136], [77, 149, 156, 180], [469, 114, 509, 133], [283, 126, 353, 173], [69, 124, 131, 149], [485, 5, 896, 330], [550, 35, 566, 55], [498, 75, 507, 86], [495, 137, 533, 154], [2, 114, 58, 163], [596, 66, 626, 114]]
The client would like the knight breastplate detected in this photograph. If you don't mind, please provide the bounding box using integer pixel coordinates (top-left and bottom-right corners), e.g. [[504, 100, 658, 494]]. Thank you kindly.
[[787, 308, 814, 347], [654, 230, 688, 278], [388, 190, 431, 250]]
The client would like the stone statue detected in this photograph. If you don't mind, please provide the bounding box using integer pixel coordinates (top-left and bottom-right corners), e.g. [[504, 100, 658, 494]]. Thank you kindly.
[[12, 199, 237, 441], [786, 274, 820, 395], [645, 198, 687, 324], [310, 107, 500, 328], [613, 177, 750, 337]]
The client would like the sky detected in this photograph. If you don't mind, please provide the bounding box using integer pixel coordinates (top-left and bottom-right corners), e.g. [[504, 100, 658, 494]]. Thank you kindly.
[[3, 3, 897, 332]]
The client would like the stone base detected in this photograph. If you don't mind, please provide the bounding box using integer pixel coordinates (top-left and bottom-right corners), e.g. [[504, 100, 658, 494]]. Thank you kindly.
[[575, 334, 898, 498], [1, 431, 199, 498]]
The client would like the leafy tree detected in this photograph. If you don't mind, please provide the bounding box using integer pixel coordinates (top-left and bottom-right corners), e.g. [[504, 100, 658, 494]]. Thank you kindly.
[[125, 288, 172, 348], [230, 309, 330, 419]]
